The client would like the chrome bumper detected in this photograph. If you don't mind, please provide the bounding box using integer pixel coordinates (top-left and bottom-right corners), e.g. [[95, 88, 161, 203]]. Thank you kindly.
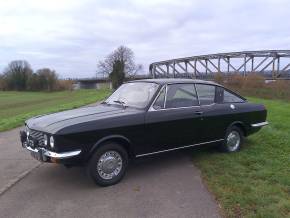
[[251, 121, 269, 128], [24, 144, 81, 161]]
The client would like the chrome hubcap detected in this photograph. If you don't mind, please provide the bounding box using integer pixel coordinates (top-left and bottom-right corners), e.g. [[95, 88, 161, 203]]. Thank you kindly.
[[97, 151, 123, 180], [226, 130, 240, 151]]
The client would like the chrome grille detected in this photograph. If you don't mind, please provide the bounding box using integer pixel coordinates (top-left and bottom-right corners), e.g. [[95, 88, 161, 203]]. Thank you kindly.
[[29, 129, 45, 147]]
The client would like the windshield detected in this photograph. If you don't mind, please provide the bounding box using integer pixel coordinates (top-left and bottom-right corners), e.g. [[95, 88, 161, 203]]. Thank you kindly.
[[105, 82, 159, 109]]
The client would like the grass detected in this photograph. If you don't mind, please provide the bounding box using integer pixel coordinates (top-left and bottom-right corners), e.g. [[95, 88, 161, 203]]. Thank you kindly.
[[0, 89, 111, 132], [193, 97, 290, 217]]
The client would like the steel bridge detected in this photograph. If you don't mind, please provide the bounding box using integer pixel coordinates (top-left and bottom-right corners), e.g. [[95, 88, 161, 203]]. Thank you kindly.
[[149, 50, 290, 79]]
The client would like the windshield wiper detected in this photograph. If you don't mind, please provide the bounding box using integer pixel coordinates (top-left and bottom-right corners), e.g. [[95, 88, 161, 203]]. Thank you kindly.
[[101, 101, 111, 105], [113, 100, 127, 107]]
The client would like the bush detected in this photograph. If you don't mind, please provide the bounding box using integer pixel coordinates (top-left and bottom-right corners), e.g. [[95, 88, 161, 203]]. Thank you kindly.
[[0, 74, 8, 90], [56, 79, 74, 91], [243, 73, 265, 89], [226, 74, 245, 88], [266, 80, 290, 99], [218, 73, 290, 101], [213, 72, 224, 85]]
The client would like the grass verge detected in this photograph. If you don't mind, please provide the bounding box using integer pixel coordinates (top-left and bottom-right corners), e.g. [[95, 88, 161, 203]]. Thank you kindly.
[[193, 97, 290, 217], [0, 89, 111, 132]]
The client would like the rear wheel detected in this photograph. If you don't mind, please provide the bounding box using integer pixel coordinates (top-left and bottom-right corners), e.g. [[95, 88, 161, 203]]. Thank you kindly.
[[87, 142, 128, 186], [220, 126, 244, 152]]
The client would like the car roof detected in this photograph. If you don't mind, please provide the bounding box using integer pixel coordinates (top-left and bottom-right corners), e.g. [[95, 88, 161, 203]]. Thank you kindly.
[[129, 78, 221, 86]]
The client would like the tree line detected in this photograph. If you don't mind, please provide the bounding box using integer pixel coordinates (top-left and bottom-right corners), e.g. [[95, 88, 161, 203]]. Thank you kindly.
[[0, 45, 141, 91], [0, 60, 72, 91]]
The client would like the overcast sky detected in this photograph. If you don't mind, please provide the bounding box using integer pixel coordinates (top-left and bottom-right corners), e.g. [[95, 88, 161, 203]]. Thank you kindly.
[[0, 0, 289, 78]]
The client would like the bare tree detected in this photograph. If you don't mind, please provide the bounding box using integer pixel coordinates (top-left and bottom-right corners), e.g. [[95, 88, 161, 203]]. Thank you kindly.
[[3, 60, 33, 90], [35, 68, 58, 91], [97, 46, 142, 77]]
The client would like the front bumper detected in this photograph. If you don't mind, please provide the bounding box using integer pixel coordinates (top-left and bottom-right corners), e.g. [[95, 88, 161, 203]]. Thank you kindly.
[[20, 131, 81, 163], [24, 144, 81, 162]]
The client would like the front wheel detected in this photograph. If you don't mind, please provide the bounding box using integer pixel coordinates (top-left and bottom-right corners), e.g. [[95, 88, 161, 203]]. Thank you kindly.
[[220, 126, 244, 152], [87, 142, 128, 186]]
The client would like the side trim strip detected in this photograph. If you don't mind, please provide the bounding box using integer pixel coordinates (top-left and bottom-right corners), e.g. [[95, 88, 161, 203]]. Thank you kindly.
[[136, 139, 224, 157], [251, 121, 269, 128]]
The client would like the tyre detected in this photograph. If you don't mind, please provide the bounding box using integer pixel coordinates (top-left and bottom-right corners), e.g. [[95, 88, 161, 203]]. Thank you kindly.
[[220, 126, 244, 152], [87, 142, 129, 186]]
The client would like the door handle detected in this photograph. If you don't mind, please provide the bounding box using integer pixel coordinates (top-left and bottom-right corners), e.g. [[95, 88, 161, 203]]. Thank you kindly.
[[194, 111, 203, 115]]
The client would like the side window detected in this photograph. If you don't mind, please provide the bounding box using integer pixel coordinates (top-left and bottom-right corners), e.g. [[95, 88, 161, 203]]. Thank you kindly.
[[165, 84, 198, 109], [223, 89, 244, 103], [153, 87, 166, 109], [195, 84, 216, 105]]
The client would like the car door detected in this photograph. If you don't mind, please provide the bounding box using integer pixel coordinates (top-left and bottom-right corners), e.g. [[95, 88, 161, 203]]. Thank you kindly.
[[194, 84, 245, 142], [194, 84, 225, 142], [143, 83, 203, 155]]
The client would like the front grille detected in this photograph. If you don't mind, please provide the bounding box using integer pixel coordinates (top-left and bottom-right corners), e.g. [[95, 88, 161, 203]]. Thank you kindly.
[[29, 128, 45, 147]]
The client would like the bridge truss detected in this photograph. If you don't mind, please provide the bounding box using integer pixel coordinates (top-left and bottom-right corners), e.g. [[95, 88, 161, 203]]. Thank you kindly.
[[149, 50, 290, 79]]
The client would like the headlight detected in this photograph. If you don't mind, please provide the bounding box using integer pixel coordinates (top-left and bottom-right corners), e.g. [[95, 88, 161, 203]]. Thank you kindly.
[[26, 126, 30, 138], [49, 136, 54, 148], [43, 135, 48, 146], [26, 126, 29, 135]]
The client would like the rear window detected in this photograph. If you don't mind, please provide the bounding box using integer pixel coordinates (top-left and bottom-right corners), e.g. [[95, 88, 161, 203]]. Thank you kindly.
[[215, 86, 245, 103], [223, 90, 244, 103]]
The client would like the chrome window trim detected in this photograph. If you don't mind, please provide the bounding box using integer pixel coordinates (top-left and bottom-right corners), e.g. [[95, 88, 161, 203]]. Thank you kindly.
[[148, 85, 166, 112], [163, 84, 168, 108], [150, 104, 201, 111], [193, 83, 201, 106], [136, 139, 224, 157], [251, 121, 269, 127]]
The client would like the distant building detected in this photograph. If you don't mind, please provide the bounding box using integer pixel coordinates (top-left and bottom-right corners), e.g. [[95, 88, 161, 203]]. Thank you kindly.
[[73, 78, 112, 90], [73, 74, 151, 90]]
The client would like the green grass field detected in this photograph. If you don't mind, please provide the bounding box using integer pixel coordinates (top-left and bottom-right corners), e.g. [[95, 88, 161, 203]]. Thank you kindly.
[[0, 90, 111, 132], [193, 97, 290, 217]]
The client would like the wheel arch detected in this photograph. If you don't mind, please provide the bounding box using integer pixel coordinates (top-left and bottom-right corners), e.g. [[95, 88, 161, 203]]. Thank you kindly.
[[228, 121, 247, 136], [88, 135, 134, 160]]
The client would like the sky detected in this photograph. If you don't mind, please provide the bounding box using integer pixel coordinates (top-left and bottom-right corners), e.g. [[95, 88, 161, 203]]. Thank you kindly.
[[0, 0, 290, 78]]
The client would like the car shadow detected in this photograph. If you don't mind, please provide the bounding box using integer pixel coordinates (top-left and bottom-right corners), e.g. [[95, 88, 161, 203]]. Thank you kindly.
[[36, 145, 214, 190]]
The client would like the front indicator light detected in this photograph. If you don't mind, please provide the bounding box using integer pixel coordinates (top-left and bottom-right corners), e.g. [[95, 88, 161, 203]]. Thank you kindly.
[[50, 136, 54, 148], [26, 126, 30, 139]]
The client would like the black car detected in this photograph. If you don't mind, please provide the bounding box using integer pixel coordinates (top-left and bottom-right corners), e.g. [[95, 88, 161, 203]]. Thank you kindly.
[[20, 79, 268, 186]]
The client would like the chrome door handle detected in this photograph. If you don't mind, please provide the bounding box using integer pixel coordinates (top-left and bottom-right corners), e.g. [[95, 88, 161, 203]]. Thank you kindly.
[[194, 111, 203, 115]]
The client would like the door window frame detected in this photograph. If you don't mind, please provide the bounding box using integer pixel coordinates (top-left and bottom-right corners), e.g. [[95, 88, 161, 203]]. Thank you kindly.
[[194, 83, 218, 106], [149, 83, 201, 111]]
